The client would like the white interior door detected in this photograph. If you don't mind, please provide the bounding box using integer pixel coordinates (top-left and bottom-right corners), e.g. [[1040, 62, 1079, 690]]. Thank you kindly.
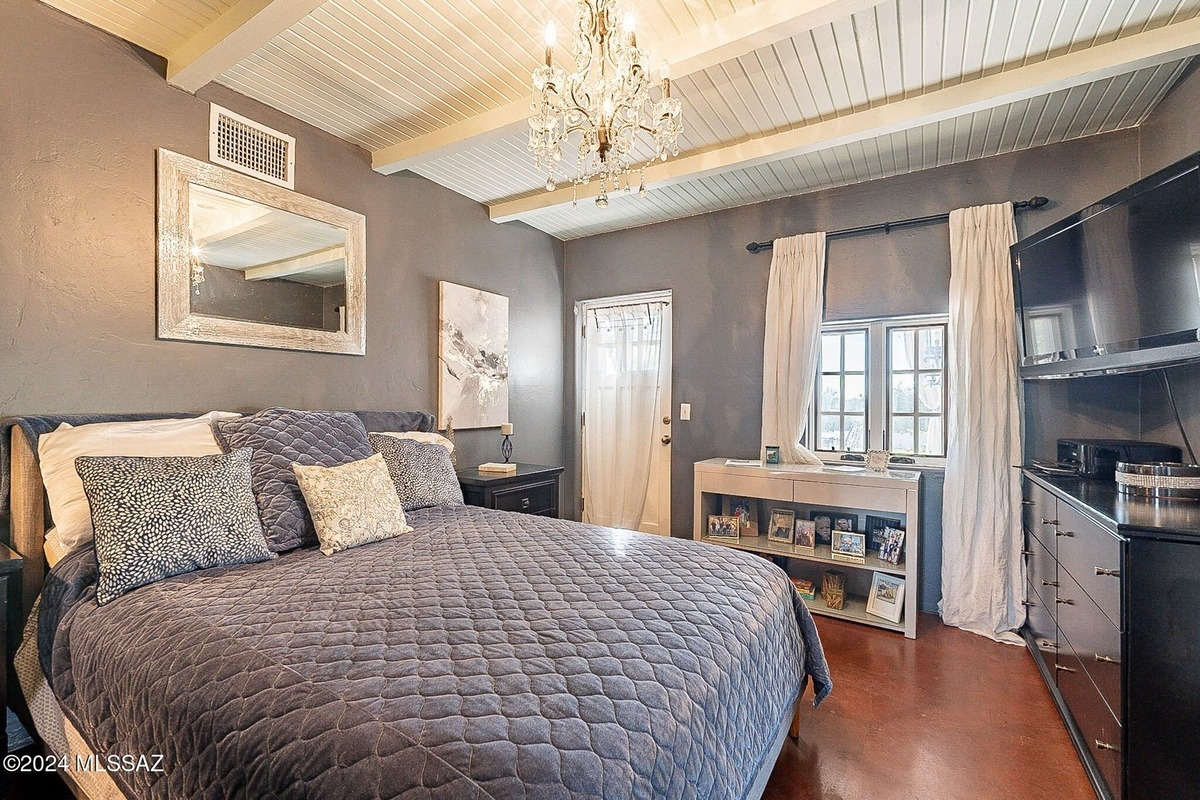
[[579, 292, 672, 535]]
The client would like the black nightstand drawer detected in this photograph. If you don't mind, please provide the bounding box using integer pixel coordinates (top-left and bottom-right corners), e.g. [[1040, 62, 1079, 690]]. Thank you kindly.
[[457, 464, 564, 519], [493, 481, 556, 514]]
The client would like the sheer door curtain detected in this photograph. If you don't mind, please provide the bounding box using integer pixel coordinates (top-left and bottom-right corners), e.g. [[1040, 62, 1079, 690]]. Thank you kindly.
[[940, 202, 1025, 644], [582, 302, 669, 529]]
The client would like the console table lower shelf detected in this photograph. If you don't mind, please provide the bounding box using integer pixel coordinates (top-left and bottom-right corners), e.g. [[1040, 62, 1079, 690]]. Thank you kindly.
[[694, 458, 921, 638]]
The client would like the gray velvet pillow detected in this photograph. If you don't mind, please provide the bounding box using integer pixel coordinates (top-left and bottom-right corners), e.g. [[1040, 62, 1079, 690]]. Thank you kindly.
[[76, 448, 274, 605], [212, 407, 374, 552], [369, 433, 465, 511]]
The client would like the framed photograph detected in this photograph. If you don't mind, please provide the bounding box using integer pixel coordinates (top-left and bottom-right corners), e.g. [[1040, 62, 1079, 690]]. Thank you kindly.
[[810, 510, 857, 544], [831, 531, 866, 563], [878, 527, 906, 565], [707, 514, 741, 541], [866, 515, 902, 549], [723, 496, 758, 535], [793, 519, 816, 552], [866, 572, 906, 623], [768, 509, 796, 544]]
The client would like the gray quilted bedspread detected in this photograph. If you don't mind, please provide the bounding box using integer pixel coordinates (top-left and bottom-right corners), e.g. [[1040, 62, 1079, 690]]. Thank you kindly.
[[39, 506, 831, 799]]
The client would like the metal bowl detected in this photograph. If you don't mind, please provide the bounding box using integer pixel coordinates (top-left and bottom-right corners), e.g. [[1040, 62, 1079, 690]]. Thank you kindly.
[[1115, 461, 1200, 500]]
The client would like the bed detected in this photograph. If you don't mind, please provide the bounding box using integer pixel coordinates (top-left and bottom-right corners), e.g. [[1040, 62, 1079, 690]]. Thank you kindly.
[[2, 412, 831, 799]]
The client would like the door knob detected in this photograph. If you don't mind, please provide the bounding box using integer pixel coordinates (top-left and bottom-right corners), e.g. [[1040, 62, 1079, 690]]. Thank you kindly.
[[661, 435, 672, 445], [663, 416, 671, 425]]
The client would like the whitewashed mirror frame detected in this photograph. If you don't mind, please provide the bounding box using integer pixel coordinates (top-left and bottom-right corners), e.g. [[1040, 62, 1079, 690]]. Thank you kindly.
[[156, 149, 367, 355]]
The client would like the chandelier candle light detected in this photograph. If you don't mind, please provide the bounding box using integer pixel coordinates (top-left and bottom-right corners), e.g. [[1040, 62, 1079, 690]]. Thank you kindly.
[[529, 0, 683, 208]]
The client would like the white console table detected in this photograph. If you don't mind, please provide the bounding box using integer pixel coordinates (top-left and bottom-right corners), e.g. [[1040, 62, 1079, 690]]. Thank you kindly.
[[693, 458, 922, 638]]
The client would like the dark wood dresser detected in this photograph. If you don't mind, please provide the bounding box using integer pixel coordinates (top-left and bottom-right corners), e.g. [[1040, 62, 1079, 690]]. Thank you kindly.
[[1021, 469, 1200, 800], [457, 464, 563, 518]]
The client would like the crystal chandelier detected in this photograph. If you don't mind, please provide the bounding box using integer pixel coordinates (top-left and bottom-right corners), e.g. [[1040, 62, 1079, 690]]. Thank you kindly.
[[529, 0, 683, 208]]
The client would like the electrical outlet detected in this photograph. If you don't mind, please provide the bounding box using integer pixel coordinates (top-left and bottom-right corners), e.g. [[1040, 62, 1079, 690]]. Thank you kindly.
[[680, 403, 691, 421]]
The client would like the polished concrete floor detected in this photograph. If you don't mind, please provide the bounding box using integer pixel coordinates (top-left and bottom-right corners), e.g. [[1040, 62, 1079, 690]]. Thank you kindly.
[[764, 613, 1094, 800], [8, 613, 1092, 800]]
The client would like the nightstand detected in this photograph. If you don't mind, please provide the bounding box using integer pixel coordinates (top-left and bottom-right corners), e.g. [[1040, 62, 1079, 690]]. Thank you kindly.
[[0, 542, 24, 755], [458, 464, 564, 518]]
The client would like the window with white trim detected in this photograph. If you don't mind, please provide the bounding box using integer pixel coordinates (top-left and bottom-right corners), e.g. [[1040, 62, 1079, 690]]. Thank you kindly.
[[812, 315, 949, 461]]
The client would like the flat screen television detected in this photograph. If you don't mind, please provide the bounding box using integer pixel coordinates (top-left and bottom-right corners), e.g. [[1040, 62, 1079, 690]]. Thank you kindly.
[[1012, 153, 1200, 378]]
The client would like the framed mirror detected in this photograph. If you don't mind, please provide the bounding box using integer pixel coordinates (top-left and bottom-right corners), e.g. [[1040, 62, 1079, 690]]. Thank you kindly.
[[157, 149, 366, 355]]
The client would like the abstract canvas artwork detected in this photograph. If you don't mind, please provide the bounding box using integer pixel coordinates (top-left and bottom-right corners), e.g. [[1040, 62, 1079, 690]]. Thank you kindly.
[[438, 281, 510, 429]]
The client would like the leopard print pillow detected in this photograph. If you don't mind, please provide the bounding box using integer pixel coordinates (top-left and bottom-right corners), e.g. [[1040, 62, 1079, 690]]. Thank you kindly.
[[368, 433, 465, 511], [76, 448, 275, 605]]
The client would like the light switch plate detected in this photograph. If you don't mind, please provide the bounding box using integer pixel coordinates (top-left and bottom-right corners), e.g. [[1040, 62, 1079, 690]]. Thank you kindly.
[[680, 403, 691, 421]]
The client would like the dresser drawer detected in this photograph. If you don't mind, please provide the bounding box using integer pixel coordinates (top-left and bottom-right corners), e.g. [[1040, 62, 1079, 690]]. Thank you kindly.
[[1058, 631, 1124, 799], [1025, 578, 1058, 656], [1055, 502, 1122, 629], [1057, 578, 1123, 723], [492, 481, 556, 514], [1022, 478, 1058, 552]]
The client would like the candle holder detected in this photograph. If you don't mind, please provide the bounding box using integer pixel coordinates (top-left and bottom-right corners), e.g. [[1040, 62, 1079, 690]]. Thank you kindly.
[[501, 434, 513, 463]]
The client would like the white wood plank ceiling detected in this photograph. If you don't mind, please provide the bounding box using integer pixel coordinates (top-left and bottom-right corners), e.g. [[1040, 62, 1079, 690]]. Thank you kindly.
[[41, 0, 1200, 239]]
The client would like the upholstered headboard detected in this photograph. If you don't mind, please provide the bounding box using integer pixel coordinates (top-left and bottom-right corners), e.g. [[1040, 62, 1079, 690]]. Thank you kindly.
[[1, 410, 435, 618]]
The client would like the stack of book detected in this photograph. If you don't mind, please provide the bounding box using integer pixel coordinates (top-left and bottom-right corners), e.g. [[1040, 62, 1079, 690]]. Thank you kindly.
[[478, 462, 517, 474], [790, 577, 816, 601]]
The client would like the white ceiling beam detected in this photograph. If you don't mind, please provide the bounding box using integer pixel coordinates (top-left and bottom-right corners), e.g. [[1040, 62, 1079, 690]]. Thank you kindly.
[[369, 0, 882, 175], [167, 0, 326, 93], [244, 245, 346, 281], [489, 16, 1200, 223]]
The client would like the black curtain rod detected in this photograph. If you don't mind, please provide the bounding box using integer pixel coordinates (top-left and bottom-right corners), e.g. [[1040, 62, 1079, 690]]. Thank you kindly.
[[745, 196, 1050, 254]]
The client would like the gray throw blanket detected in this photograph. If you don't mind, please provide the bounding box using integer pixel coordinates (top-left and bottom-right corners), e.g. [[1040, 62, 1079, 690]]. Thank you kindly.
[[40, 505, 831, 799]]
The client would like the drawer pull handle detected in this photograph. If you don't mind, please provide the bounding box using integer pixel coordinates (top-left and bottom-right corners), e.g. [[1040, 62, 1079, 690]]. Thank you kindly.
[[521, 497, 531, 509], [1054, 664, 1077, 674], [1095, 740, 1120, 753], [1055, 530, 1075, 537], [1021, 549, 1035, 556], [1041, 580, 1059, 587], [1041, 518, 1059, 526], [1095, 654, 1121, 664], [1020, 500, 1035, 506], [1094, 567, 1121, 578], [1055, 597, 1075, 605], [1038, 640, 1059, 649], [1021, 600, 1036, 607]]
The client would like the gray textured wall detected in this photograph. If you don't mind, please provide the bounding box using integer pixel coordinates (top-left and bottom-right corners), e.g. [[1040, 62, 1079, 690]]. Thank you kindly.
[[0, 0, 565, 475], [563, 129, 1145, 612]]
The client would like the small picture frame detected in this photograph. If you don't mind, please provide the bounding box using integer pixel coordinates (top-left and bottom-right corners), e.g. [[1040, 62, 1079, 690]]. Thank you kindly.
[[866, 572, 906, 623], [723, 496, 759, 535], [810, 510, 857, 544], [866, 515, 902, 549], [793, 519, 816, 552], [878, 527, 906, 565], [707, 514, 741, 541], [764, 445, 781, 465], [831, 531, 866, 563], [768, 509, 796, 544]]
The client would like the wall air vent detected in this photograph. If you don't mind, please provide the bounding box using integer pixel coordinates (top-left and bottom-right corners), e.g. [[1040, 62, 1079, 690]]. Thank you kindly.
[[209, 105, 295, 189]]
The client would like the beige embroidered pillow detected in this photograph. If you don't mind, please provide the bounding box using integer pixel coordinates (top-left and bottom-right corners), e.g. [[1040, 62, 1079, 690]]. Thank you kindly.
[[292, 454, 413, 555]]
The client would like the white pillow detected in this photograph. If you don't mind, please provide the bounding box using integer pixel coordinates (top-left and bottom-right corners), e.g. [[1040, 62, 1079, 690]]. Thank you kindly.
[[44, 527, 69, 568], [37, 413, 239, 551], [372, 431, 455, 453]]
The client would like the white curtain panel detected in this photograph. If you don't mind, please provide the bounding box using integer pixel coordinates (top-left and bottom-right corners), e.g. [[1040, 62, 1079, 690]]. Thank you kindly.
[[762, 233, 827, 465], [582, 302, 668, 529], [940, 202, 1025, 644]]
